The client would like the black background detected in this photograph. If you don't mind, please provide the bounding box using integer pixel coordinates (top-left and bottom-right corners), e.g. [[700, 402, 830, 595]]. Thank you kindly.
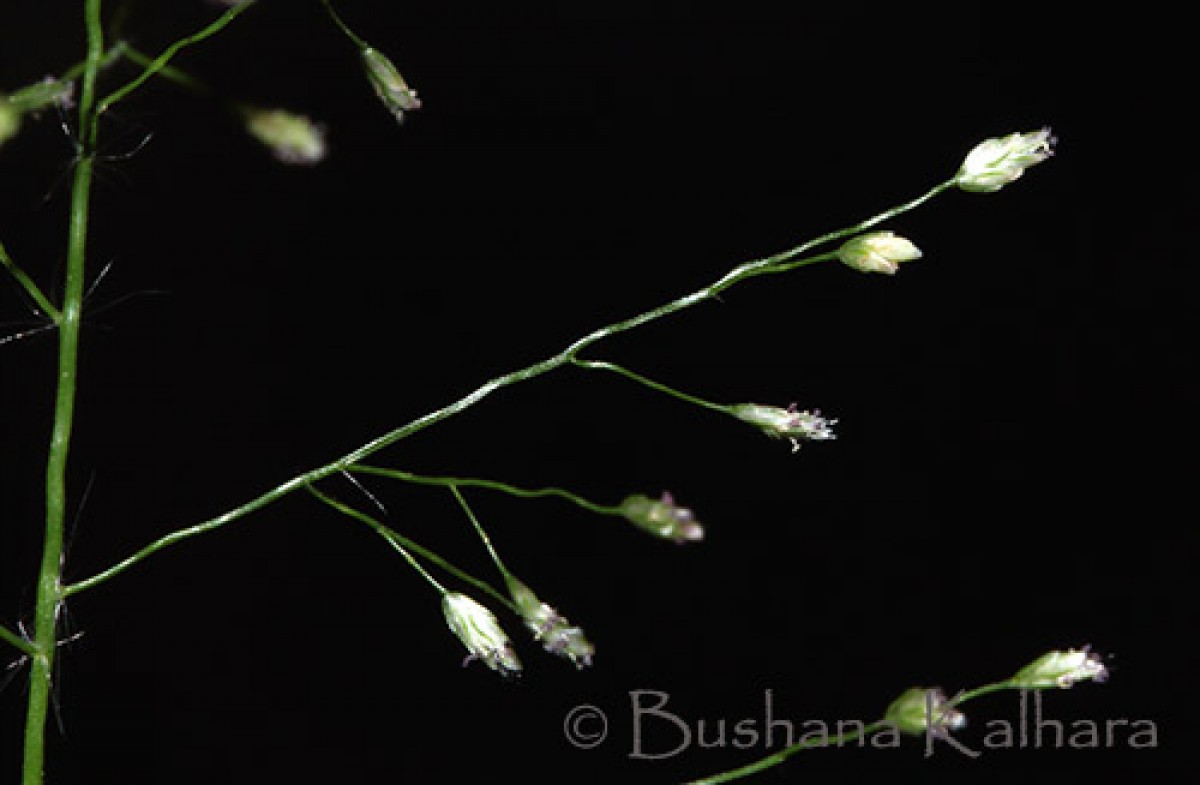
[[1, 2, 1194, 783]]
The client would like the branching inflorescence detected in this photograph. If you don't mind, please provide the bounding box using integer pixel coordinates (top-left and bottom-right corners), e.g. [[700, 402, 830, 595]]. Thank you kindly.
[[0, 1, 1083, 782]]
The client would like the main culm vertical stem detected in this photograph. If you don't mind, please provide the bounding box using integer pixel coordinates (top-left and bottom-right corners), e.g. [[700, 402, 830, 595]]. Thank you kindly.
[[21, 1, 104, 782]]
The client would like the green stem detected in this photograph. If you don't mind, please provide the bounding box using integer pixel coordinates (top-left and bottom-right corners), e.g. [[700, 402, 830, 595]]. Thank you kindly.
[[19, 7, 254, 782], [571, 358, 733, 415], [448, 486, 513, 583], [950, 679, 1018, 706], [376, 533, 443, 593], [22, 1, 104, 781], [760, 180, 957, 269], [0, 240, 60, 322], [64, 178, 958, 596], [118, 44, 210, 94], [65, 469, 334, 597], [686, 720, 889, 785], [59, 41, 127, 83], [306, 486, 444, 593], [320, 0, 369, 50], [303, 485, 502, 600], [95, 2, 252, 116], [759, 249, 838, 276], [1, 623, 37, 658], [352, 466, 623, 517]]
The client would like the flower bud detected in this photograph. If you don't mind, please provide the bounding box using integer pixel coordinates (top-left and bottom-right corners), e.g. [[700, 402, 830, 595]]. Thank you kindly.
[[361, 47, 422, 124], [0, 100, 18, 149], [884, 687, 966, 736], [243, 108, 326, 165], [956, 128, 1055, 193], [836, 231, 922, 275], [1, 77, 75, 151], [441, 592, 522, 677], [1011, 647, 1107, 689], [507, 579, 595, 669], [731, 403, 836, 452], [620, 492, 703, 543], [7, 77, 75, 113]]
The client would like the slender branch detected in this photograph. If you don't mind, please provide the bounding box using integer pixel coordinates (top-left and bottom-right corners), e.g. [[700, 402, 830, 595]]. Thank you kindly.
[[94, 2, 252, 116], [374, 530, 443, 592], [0, 240, 60, 322], [760, 180, 957, 269], [305, 485, 519, 606], [686, 720, 889, 785], [118, 44, 210, 94], [758, 249, 838, 276], [59, 41, 128, 83], [64, 470, 327, 596], [352, 466, 623, 517], [320, 0, 369, 50], [950, 679, 1018, 706], [571, 358, 733, 415], [64, 178, 959, 596], [306, 485, 445, 593], [448, 486, 513, 582], [1, 624, 37, 658]]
